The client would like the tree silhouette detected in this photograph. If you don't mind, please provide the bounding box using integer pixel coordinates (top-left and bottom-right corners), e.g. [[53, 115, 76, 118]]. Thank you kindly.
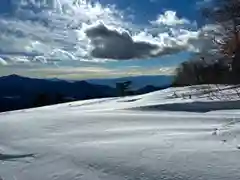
[[173, 58, 230, 86], [116, 81, 133, 96]]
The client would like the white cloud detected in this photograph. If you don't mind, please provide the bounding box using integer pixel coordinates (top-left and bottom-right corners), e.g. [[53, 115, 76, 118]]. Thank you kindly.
[[84, 23, 202, 60], [0, 0, 125, 64], [0, 1, 203, 66], [0, 65, 174, 79], [0, 57, 8, 66], [151, 11, 190, 26], [159, 67, 175, 75]]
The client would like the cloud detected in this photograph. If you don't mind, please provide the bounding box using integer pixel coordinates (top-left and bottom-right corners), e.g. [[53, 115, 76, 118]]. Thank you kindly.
[[159, 67, 175, 75], [0, 0, 125, 64], [0, 57, 8, 65], [0, 0, 203, 66], [85, 24, 160, 59], [0, 65, 174, 79], [85, 23, 200, 60], [151, 11, 190, 26]]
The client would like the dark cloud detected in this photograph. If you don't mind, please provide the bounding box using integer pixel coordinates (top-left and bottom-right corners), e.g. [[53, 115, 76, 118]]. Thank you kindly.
[[85, 24, 190, 60], [85, 24, 159, 59]]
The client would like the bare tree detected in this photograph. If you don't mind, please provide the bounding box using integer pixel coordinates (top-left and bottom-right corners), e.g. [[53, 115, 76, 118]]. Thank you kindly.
[[172, 1, 240, 100], [202, 0, 240, 78]]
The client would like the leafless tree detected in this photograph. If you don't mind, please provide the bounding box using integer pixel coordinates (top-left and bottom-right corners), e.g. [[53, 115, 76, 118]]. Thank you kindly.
[[202, 0, 240, 77], [172, 1, 240, 100]]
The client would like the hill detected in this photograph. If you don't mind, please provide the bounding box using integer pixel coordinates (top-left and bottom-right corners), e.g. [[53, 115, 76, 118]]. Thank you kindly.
[[1, 85, 240, 179]]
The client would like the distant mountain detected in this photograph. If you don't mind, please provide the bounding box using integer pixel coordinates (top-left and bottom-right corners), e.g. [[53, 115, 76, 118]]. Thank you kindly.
[[86, 75, 173, 90], [0, 74, 173, 112], [0, 74, 117, 112], [0, 74, 116, 98]]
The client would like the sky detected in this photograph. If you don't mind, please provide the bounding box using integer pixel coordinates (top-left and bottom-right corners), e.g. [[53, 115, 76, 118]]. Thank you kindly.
[[0, 0, 213, 80]]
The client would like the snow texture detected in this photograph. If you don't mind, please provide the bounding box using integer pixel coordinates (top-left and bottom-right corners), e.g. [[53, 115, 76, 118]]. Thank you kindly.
[[1, 85, 240, 180]]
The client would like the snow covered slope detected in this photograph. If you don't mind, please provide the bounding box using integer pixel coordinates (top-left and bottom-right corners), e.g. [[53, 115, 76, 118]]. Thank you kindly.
[[1, 85, 240, 180]]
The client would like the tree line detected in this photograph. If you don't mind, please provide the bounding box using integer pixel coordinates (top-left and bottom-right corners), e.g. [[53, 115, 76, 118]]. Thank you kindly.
[[174, 0, 240, 86]]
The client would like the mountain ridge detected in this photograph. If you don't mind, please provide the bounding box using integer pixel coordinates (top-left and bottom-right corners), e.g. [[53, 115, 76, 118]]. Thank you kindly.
[[86, 75, 173, 90], [0, 74, 173, 112]]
